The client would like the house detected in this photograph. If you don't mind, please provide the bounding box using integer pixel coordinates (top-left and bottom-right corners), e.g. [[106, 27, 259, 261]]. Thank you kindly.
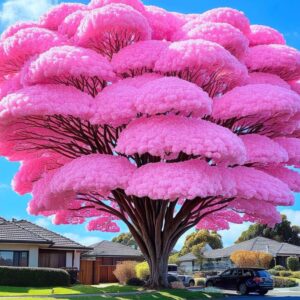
[[0, 217, 90, 270], [80, 240, 144, 284], [178, 237, 300, 273]]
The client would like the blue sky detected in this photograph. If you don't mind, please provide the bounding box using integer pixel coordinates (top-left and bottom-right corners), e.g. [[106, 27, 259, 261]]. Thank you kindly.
[[0, 0, 299, 248]]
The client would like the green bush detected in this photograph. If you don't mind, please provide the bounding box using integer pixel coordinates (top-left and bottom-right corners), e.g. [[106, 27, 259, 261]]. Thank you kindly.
[[274, 265, 286, 271], [268, 269, 279, 276], [290, 271, 300, 279], [279, 270, 293, 277], [287, 257, 300, 271], [0, 266, 70, 287], [135, 261, 150, 280], [126, 277, 145, 286], [273, 276, 298, 288], [194, 277, 206, 286]]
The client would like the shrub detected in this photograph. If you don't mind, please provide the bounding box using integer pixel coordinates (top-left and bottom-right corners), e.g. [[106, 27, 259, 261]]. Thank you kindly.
[[194, 277, 206, 286], [113, 261, 137, 285], [279, 271, 292, 277], [170, 281, 185, 289], [287, 257, 300, 271], [0, 266, 70, 287], [274, 265, 286, 271], [193, 271, 205, 278], [135, 261, 150, 280], [290, 271, 300, 279], [230, 250, 273, 268], [273, 276, 298, 288], [268, 269, 279, 276], [126, 277, 145, 286], [62, 267, 79, 284]]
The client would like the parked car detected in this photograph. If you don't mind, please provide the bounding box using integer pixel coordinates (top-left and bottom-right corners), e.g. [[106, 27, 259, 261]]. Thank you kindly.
[[167, 274, 195, 287], [167, 264, 195, 287], [205, 267, 274, 295]]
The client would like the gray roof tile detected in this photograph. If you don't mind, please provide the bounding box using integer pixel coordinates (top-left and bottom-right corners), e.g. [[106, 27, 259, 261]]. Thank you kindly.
[[83, 240, 143, 257], [0, 217, 89, 250]]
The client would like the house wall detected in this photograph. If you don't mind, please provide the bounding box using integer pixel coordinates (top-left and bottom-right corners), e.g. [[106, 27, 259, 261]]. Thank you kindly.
[[0, 243, 39, 267], [74, 251, 81, 269]]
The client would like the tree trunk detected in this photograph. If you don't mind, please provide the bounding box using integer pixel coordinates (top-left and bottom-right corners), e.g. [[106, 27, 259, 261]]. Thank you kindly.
[[147, 252, 170, 289]]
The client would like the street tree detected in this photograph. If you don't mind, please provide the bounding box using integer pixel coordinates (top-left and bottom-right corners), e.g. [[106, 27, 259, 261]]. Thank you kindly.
[[112, 232, 138, 249], [1, 0, 300, 288]]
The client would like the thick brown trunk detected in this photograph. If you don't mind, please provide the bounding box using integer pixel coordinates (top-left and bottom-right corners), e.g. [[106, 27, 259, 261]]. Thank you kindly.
[[146, 252, 170, 288]]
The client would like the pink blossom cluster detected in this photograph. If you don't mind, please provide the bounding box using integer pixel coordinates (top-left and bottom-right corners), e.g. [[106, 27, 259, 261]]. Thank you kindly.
[[0, 0, 300, 232]]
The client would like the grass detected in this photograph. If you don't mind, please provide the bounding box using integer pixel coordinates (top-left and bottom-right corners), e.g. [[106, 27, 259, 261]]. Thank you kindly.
[[0, 285, 222, 299], [0, 283, 141, 296]]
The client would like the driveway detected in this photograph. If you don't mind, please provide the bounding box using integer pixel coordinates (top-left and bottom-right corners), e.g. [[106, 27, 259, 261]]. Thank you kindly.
[[190, 286, 300, 299]]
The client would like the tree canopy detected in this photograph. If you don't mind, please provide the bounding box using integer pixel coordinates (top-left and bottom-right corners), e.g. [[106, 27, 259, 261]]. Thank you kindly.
[[112, 232, 138, 249], [180, 230, 223, 256], [1, 0, 300, 288], [236, 215, 300, 245]]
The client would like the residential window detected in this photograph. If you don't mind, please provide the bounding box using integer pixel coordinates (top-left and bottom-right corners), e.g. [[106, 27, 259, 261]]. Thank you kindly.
[[0, 251, 29, 267]]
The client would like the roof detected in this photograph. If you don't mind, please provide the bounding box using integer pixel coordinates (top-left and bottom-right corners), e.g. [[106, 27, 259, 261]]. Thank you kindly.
[[83, 240, 143, 257], [0, 217, 90, 250], [179, 237, 300, 261]]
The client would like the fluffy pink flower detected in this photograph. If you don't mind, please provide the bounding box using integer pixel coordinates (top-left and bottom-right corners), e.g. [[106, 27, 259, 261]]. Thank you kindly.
[[0, 28, 66, 78], [116, 115, 246, 165], [245, 44, 300, 81], [53, 210, 85, 225], [154, 39, 248, 97], [258, 166, 300, 193], [231, 167, 294, 205], [39, 3, 86, 30], [58, 10, 88, 39], [0, 85, 94, 125], [274, 137, 300, 167], [135, 77, 212, 117], [240, 134, 288, 165], [111, 40, 170, 77], [229, 198, 281, 226], [196, 210, 243, 231], [0, 21, 40, 40], [289, 79, 300, 95], [126, 160, 237, 201], [21, 46, 116, 96], [89, 0, 145, 13], [144, 5, 185, 41], [246, 72, 291, 89], [174, 22, 249, 59], [12, 154, 70, 195], [91, 82, 138, 126], [198, 7, 251, 35], [0, 73, 22, 99], [87, 217, 120, 232], [248, 25, 285, 46], [75, 4, 151, 58], [32, 154, 136, 211], [212, 84, 300, 124]]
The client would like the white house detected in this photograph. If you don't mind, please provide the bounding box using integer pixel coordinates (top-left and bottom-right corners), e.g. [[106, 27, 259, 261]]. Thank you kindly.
[[0, 217, 90, 269]]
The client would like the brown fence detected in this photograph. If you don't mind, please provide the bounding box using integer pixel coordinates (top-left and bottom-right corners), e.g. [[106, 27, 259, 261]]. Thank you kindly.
[[79, 256, 143, 284]]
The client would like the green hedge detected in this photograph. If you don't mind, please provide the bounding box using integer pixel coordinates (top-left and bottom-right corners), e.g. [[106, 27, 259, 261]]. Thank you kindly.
[[268, 269, 279, 276], [273, 265, 286, 271], [290, 271, 300, 279], [0, 266, 70, 287], [273, 276, 298, 288], [279, 270, 293, 277], [287, 257, 300, 271]]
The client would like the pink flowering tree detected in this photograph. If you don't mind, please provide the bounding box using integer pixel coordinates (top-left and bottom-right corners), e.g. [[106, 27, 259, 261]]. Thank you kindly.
[[1, 0, 300, 288]]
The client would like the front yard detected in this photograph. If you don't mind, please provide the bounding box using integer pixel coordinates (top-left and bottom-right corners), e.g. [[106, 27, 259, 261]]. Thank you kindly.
[[0, 284, 222, 299]]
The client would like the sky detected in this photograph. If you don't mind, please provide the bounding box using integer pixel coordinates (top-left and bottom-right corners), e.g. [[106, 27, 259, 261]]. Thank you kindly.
[[0, 0, 300, 249]]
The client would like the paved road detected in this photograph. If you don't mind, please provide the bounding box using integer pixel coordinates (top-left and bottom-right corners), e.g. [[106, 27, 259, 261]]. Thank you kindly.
[[190, 287, 300, 299]]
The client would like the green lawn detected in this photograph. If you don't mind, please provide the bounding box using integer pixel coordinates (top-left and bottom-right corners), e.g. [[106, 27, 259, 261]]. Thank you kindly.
[[0, 283, 141, 296], [0, 284, 222, 299]]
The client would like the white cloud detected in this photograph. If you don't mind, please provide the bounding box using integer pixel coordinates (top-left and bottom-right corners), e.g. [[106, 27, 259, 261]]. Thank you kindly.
[[63, 232, 102, 246], [219, 222, 251, 247], [0, 0, 57, 30], [34, 217, 51, 228], [280, 209, 300, 226]]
